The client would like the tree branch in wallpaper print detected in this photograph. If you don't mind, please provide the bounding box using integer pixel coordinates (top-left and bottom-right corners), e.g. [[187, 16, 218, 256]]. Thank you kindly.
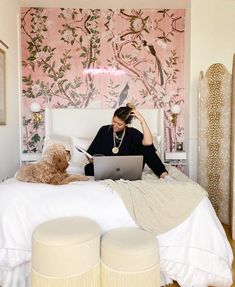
[[109, 10, 155, 95], [22, 8, 98, 108], [112, 40, 152, 95], [104, 79, 122, 109], [22, 116, 42, 153], [58, 9, 101, 107], [108, 9, 183, 109], [111, 37, 181, 109]]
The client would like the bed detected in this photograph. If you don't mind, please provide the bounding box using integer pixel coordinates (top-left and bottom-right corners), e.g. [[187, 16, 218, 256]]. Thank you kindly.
[[0, 108, 233, 287]]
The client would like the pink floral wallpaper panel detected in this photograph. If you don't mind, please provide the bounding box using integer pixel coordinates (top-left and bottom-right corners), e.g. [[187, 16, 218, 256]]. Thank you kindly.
[[21, 8, 185, 153]]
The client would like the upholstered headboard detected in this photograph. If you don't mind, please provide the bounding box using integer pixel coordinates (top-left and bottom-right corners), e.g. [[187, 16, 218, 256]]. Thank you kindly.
[[45, 108, 164, 160]]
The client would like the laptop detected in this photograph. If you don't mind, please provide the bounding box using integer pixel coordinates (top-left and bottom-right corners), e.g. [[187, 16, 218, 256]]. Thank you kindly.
[[93, 155, 143, 181]]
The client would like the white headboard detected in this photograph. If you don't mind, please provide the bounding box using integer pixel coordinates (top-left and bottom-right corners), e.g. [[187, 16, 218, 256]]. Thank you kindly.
[[45, 108, 164, 160]]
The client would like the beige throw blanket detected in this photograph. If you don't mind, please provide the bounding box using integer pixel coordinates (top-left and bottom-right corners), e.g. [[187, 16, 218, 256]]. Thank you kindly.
[[101, 165, 207, 235]]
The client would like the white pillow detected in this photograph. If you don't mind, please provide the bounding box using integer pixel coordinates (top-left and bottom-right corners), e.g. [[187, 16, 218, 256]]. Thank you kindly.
[[42, 134, 72, 156], [71, 136, 93, 166], [69, 134, 160, 166], [66, 162, 86, 175]]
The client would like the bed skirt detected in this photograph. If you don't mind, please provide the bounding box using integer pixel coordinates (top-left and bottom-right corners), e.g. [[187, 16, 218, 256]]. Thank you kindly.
[[0, 261, 30, 287]]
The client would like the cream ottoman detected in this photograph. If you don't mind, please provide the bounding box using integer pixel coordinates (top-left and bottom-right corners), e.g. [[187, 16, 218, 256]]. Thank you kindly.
[[101, 227, 160, 287], [31, 217, 101, 287]]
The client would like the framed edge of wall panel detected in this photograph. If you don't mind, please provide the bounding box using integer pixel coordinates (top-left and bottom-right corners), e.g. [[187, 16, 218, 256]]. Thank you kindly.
[[231, 53, 235, 240], [0, 47, 6, 125]]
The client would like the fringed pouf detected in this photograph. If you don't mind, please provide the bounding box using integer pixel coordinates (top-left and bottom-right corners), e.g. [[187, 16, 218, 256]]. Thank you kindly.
[[31, 217, 101, 287], [101, 227, 160, 287]]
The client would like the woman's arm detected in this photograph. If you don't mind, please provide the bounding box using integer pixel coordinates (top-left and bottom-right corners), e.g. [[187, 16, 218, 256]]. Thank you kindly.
[[130, 109, 153, 146], [131, 109, 171, 180]]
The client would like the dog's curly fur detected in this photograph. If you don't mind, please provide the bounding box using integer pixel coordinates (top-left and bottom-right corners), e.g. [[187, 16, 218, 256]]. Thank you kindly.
[[16, 144, 88, 185]]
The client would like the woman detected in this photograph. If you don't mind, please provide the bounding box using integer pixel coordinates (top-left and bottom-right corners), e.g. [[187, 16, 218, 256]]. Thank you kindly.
[[85, 104, 171, 180]]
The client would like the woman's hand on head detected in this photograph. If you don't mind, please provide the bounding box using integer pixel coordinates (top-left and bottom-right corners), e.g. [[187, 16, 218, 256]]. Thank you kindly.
[[131, 109, 153, 145], [130, 109, 145, 124]]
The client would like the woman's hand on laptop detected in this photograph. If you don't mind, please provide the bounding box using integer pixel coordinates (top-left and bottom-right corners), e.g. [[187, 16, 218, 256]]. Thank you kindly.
[[164, 175, 175, 183], [160, 172, 174, 183]]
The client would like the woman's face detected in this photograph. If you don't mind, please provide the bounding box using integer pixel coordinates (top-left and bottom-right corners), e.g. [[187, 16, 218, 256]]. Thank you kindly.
[[112, 116, 126, 132]]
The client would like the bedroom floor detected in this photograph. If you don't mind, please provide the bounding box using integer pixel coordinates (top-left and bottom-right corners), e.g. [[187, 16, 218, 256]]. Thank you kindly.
[[168, 224, 235, 287]]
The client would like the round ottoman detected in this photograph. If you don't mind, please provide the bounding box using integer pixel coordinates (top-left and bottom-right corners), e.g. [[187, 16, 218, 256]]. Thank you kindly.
[[31, 217, 101, 287], [101, 227, 160, 287]]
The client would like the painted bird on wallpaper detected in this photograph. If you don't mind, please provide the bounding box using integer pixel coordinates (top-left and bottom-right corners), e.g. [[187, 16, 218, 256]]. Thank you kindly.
[[112, 82, 130, 108], [142, 40, 164, 86]]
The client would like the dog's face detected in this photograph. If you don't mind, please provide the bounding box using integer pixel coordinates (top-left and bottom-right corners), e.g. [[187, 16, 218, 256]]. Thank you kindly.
[[66, 150, 71, 161], [53, 152, 69, 172]]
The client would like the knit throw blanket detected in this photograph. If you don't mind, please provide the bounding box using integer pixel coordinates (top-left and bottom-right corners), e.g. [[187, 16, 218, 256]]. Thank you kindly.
[[101, 165, 207, 235]]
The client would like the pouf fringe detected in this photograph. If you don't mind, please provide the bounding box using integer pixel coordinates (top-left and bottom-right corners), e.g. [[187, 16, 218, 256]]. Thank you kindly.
[[32, 261, 100, 287], [101, 261, 160, 287]]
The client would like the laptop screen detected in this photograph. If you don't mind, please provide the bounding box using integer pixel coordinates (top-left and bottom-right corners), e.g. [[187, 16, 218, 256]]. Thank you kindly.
[[93, 155, 143, 181]]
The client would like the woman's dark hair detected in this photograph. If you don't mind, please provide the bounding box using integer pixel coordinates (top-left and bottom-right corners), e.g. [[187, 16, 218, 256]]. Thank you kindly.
[[113, 104, 134, 124]]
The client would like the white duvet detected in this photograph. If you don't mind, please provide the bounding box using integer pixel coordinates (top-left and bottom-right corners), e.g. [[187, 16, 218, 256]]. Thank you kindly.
[[0, 177, 233, 287]]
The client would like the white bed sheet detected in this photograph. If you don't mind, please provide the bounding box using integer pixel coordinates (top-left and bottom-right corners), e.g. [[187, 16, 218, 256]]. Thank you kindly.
[[0, 177, 233, 287]]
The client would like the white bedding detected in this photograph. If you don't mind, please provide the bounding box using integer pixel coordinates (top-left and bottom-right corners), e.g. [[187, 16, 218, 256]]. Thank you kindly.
[[0, 174, 233, 287]]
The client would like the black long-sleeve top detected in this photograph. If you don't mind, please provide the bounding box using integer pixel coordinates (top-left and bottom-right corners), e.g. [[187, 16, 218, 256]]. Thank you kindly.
[[86, 125, 167, 177], [87, 125, 143, 156]]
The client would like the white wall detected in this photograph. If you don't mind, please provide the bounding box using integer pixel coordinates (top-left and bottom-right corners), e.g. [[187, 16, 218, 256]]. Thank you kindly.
[[188, 0, 235, 180], [0, 0, 20, 181]]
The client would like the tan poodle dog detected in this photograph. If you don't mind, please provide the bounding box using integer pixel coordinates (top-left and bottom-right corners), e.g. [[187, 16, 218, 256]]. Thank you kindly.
[[16, 144, 88, 185]]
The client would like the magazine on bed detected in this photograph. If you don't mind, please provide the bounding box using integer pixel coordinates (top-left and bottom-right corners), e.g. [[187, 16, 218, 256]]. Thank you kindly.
[[75, 145, 93, 159]]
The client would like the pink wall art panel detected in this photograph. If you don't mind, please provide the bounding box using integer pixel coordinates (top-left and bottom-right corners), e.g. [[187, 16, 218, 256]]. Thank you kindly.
[[21, 8, 185, 153]]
